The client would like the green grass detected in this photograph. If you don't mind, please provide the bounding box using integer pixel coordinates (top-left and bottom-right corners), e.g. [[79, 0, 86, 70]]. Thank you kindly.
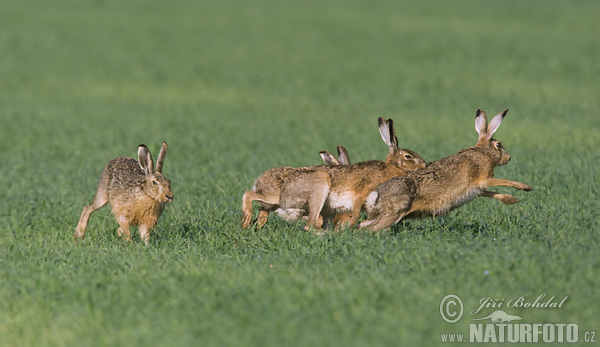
[[1, 0, 598, 346]]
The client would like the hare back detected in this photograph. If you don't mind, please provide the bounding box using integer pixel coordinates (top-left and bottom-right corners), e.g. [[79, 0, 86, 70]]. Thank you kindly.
[[104, 157, 147, 194], [253, 165, 329, 195], [326, 160, 407, 194], [253, 167, 295, 194], [374, 151, 491, 217], [411, 148, 495, 195]]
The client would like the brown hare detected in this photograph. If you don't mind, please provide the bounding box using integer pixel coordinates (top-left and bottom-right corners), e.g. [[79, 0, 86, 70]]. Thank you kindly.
[[360, 109, 532, 231], [241, 146, 351, 229], [321, 146, 517, 206], [276, 117, 427, 231], [74, 142, 173, 244]]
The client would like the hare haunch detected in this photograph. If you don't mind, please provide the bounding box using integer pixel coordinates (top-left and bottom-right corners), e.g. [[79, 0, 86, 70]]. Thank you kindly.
[[74, 142, 173, 244], [360, 109, 532, 231]]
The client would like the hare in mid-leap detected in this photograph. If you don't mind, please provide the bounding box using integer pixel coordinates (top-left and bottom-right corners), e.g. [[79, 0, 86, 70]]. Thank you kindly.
[[74, 142, 173, 244], [360, 109, 532, 231]]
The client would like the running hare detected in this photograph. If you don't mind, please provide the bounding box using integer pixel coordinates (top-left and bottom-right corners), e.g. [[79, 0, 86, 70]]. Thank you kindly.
[[241, 146, 351, 229], [321, 146, 518, 207], [276, 118, 426, 231], [360, 109, 532, 231], [74, 142, 173, 244]]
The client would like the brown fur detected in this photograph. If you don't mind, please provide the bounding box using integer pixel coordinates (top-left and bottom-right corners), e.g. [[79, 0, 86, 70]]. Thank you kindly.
[[319, 146, 517, 225], [74, 143, 173, 244], [241, 144, 357, 229], [360, 109, 532, 231], [276, 118, 427, 231]]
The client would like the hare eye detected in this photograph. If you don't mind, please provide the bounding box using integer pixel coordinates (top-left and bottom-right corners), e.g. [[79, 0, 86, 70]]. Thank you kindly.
[[152, 180, 158, 185], [403, 154, 413, 160], [494, 142, 503, 149]]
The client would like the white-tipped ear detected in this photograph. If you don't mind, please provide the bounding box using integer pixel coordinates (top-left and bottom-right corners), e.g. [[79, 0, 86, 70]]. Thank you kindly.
[[337, 145, 351, 165], [475, 109, 488, 141], [156, 141, 167, 173], [320, 151, 341, 166], [138, 144, 154, 176], [378, 117, 393, 148], [486, 109, 508, 139]]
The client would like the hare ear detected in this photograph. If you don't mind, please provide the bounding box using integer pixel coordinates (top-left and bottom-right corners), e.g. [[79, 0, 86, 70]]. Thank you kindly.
[[337, 145, 351, 165], [475, 109, 488, 141], [378, 117, 393, 148], [486, 109, 508, 139], [320, 151, 341, 166], [138, 144, 154, 176], [388, 118, 399, 149], [378, 117, 398, 149], [155, 141, 168, 173]]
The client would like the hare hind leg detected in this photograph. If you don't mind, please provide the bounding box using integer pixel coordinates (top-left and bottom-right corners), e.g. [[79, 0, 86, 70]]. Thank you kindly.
[[241, 190, 279, 229], [74, 177, 109, 241], [139, 224, 150, 245], [360, 193, 413, 232], [256, 209, 270, 228], [303, 182, 331, 232], [241, 190, 257, 228], [359, 211, 409, 232]]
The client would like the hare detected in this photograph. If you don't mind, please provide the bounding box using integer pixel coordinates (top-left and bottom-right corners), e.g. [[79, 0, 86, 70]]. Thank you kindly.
[[320, 146, 517, 206], [276, 117, 427, 231], [240, 146, 351, 229], [360, 109, 532, 231], [74, 142, 173, 244]]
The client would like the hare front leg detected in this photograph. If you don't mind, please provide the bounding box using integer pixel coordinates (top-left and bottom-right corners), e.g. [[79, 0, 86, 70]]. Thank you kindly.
[[304, 183, 330, 232], [360, 211, 409, 232], [139, 225, 150, 245], [485, 178, 532, 191], [116, 217, 131, 242], [74, 184, 109, 241], [481, 190, 518, 205]]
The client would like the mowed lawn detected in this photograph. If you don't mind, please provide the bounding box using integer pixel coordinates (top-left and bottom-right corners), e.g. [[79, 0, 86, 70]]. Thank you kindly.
[[1, 0, 598, 346]]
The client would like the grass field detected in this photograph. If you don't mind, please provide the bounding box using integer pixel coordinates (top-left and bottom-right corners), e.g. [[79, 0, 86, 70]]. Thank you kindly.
[[1, 0, 598, 345]]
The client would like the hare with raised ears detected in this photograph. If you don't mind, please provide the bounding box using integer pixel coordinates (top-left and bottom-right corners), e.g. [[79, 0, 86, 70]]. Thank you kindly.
[[360, 109, 532, 231], [240, 146, 351, 229], [276, 117, 426, 231], [74, 142, 173, 244]]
